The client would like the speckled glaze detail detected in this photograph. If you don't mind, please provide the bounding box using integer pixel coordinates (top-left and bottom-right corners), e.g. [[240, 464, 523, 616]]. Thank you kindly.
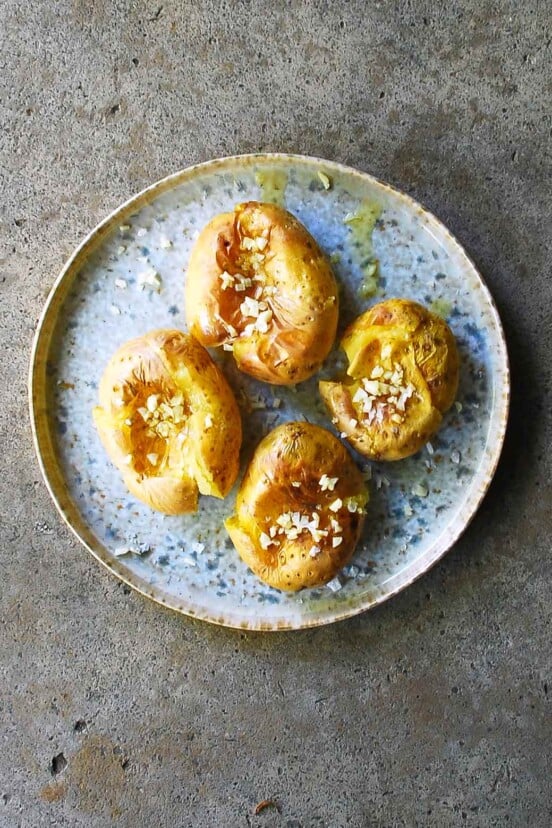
[[29, 154, 509, 631]]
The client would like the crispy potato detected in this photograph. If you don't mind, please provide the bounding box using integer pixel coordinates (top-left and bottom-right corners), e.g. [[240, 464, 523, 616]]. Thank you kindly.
[[185, 201, 338, 385], [319, 299, 459, 461], [225, 422, 368, 591], [93, 329, 242, 514]]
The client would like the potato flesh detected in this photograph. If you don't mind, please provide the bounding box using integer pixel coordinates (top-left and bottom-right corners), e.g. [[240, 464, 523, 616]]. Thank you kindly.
[[319, 299, 459, 461], [185, 201, 338, 385], [93, 330, 242, 514], [225, 422, 368, 591]]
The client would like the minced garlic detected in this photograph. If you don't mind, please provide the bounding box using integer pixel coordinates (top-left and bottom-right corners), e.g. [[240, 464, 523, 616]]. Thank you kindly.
[[319, 474, 338, 492]]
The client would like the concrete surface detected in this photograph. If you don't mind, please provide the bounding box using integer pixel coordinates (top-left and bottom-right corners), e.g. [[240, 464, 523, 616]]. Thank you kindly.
[[1, 1, 551, 826]]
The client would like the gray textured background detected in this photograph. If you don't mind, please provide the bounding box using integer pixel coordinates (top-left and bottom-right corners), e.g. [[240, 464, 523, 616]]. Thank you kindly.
[[1, 2, 551, 826]]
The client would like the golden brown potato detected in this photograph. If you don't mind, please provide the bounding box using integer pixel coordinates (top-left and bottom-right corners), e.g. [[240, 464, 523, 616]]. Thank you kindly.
[[185, 201, 338, 385], [225, 422, 368, 591], [319, 299, 459, 461], [93, 330, 242, 514]]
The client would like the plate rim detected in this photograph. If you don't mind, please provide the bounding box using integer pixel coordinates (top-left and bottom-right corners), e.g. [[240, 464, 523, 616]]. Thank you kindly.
[[28, 152, 510, 631]]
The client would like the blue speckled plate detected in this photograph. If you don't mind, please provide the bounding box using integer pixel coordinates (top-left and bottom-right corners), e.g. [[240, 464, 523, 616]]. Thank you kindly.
[[29, 154, 509, 630]]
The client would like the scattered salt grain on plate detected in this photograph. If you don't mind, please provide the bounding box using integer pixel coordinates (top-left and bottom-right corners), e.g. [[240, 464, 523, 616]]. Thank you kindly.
[[137, 268, 163, 293], [114, 544, 151, 557], [317, 171, 332, 190], [411, 482, 429, 498], [326, 574, 345, 592]]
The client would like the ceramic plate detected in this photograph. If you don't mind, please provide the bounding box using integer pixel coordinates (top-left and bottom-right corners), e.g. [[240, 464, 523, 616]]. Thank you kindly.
[[29, 154, 509, 630]]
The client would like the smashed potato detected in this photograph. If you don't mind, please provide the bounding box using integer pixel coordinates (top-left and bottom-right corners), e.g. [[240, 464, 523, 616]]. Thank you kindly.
[[93, 330, 242, 514], [319, 299, 459, 461], [225, 422, 368, 591], [185, 201, 338, 385]]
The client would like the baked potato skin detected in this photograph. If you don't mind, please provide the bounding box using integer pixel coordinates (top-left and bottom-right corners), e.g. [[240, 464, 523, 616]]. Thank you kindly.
[[185, 201, 338, 385], [93, 329, 242, 515], [319, 299, 459, 461], [225, 422, 368, 591]]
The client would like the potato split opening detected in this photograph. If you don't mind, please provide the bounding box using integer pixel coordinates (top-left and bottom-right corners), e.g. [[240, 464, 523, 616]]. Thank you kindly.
[[320, 299, 459, 461], [185, 201, 339, 385], [225, 422, 368, 591], [93, 330, 242, 515]]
